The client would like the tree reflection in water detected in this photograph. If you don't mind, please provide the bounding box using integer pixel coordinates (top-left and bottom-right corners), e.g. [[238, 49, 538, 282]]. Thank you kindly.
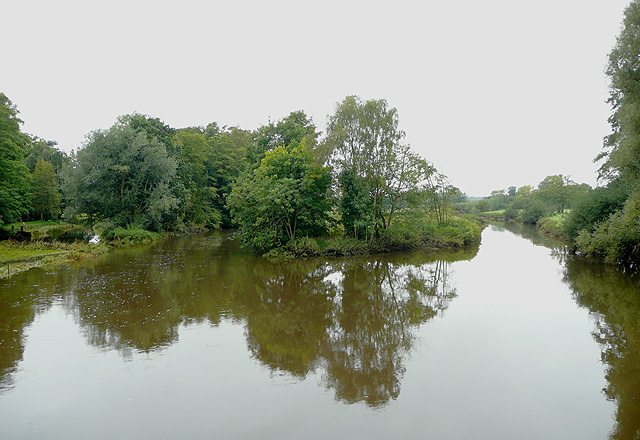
[[499, 221, 640, 440], [5, 227, 640, 428], [321, 257, 456, 406], [0, 267, 63, 391], [0, 232, 475, 407], [563, 259, 640, 440], [213, 248, 468, 406]]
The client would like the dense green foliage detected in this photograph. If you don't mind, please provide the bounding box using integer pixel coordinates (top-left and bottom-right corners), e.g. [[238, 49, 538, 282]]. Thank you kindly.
[[228, 145, 332, 252], [0, 93, 31, 224], [31, 159, 61, 221], [24, 138, 69, 174], [172, 123, 250, 228], [61, 120, 180, 231], [563, 181, 627, 240], [324, 96, 454, 243], [247, 110, 323, 169], [1, 91, 478, 256], [338, 169, 373, 239]]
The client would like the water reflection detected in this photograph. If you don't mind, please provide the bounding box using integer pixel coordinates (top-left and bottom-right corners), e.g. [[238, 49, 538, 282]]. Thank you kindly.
[[322, 257, 456, 406], [0, 232, 476, 406], [494, 222, 640, 440], [0, 268, 61, 392], [563, 259, 640, 440], [494, 221, 569, 263]]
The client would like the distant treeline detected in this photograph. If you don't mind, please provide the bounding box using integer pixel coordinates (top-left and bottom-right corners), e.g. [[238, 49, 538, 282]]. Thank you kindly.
[[0, 93, 479, 255], [467, 0, 640, 266]]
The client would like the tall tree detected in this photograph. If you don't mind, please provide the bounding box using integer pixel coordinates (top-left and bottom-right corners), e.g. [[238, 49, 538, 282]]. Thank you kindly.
[[172, 128, 219, 228], [324, 96, 433, 239], [204, 125, 251, 227], [598, 0, 640, 184], [24, 138, 68, 173], [31, 159, 61, 221], [126, 113, 177, 155], [338, 169, 373, 239], [536, 174, 576, 214], [425, 172, 459, 223], [0, 93, 31, 224]]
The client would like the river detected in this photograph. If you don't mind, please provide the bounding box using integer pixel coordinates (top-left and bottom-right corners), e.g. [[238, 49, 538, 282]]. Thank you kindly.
[[0, 223, 638, 439]]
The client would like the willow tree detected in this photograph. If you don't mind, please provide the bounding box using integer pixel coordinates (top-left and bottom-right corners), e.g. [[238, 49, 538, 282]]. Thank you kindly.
[[62, 119, 179, 231]]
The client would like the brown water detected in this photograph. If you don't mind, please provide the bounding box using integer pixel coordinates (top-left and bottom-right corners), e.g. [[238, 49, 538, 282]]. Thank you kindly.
[[0, 224, 638, 439]]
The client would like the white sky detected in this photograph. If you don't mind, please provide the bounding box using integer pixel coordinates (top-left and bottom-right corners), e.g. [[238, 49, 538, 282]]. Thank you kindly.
[[2, 0, 631, 196]]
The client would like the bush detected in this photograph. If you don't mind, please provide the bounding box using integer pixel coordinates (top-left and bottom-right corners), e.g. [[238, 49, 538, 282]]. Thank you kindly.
[[537, 214, 567, 240], [574, 191, 640, 264], [475, 199, 490, 212], [101, 227, 162, 244], [263, 214, 483, 259], [564, 184, 627, 240], [504, 205, 519, 221], [520, 200, 546, 224], [380, 215, 481, 250]]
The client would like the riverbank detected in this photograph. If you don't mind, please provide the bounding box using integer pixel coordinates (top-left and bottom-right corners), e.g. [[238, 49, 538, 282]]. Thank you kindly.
[[1, 216, 484, 278], [265, 215, 483, 260], [0, 222, 166, 279], [0, 239, 112, 279], [478, 211, 569, 242]]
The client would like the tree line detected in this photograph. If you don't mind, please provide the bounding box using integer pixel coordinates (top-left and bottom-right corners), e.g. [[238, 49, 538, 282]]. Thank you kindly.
[[470, 175, 593, 224], [0, 93, 474, 253]]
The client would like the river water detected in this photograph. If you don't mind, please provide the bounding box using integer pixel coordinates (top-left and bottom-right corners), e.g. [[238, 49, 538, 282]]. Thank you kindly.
[[0, 223, 638, 439]]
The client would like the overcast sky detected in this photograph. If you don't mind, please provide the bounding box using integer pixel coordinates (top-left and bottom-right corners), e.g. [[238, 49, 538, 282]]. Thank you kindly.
[[2, 0, 632, 196]]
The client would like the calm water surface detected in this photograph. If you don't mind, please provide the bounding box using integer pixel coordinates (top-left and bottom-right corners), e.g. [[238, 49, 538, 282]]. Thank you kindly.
[[0, 224, 639, 439]]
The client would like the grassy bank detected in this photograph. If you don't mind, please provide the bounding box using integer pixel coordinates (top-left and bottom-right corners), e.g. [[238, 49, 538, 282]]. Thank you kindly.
[[478, 209, 570, 242], [0, 240, 109, 279], [536, 212, 569, 240], [2, 216, 484, 277], [266, 215, 483, 260], [0, 221, 164, 279]]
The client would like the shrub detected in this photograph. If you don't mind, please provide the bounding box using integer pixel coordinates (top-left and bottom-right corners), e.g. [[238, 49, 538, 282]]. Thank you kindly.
[[520, 200, 546, 224], [574, 191, 640, 264], [564, 184, 627, 240], [504, 205, 519, 221], [101, 227, 162, 244], [537, 215, 567, 240]]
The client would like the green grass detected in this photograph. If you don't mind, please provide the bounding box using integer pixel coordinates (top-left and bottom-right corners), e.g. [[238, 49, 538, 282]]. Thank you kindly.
[[0, 243, 68, 264], [0, 221, 163, 279], [266, 215, 483, 260], [0, 240, 110, 279], [101, 227, 162, 244], [6, 220, 58, 229], [537, 212, 569, 240]]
